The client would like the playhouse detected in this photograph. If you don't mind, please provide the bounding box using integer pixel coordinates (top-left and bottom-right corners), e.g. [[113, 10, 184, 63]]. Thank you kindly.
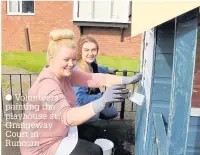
[[133, 5, 200, 155]]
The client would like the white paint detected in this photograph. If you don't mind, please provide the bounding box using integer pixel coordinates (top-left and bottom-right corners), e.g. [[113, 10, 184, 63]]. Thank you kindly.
[[142, 28, 155, 146], [7, 0, 35, 16], [190, 108, 200, 116], [73, 0, 131, 23]]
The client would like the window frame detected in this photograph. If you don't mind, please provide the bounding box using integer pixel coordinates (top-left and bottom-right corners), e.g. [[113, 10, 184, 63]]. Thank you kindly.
[[73, 0, 131, 23], [7, 0, 35, 16]]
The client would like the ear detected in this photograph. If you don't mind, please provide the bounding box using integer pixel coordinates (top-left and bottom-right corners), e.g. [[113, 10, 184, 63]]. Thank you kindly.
[[49, 54, 53, 60]]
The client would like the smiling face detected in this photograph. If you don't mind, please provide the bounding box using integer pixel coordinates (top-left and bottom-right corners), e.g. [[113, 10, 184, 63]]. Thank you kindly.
[[81, 42, 98, 64], [50, 46, 77, 78]]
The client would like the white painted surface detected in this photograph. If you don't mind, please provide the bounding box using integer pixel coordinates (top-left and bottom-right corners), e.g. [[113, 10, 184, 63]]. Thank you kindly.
[[142, 28, 155, 148], [73, 0, 130, 23], [191, 108, 200, 116]]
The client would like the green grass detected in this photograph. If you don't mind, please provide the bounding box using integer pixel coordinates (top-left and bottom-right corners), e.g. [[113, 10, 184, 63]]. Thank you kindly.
[[2, 52, 47, 72], [97, 56, 139, 71], [2, 52, 140, 75], [2, 77, 10, 89]]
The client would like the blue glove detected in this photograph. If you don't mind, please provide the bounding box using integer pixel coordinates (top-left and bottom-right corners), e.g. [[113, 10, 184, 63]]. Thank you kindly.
[[91, 85, 128, 113], [121, 72, 142, 84]]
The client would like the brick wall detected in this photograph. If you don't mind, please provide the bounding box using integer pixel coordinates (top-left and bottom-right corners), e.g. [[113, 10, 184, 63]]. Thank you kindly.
[[192, 34, 200, 108], [2, 1, 141, 57]]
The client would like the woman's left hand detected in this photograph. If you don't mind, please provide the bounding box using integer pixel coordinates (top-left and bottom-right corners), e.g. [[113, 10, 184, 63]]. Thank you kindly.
[[121, 72, 142, 84]]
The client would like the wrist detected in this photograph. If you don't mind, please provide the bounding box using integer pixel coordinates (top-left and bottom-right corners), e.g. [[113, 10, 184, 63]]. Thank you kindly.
[[91, 98, 104, 113], [121, 76, 128, 85], [89, 102, 96, 115]]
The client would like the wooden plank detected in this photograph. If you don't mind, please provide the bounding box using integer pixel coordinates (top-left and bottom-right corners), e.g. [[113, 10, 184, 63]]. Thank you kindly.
[[152, 103, 169, 123], [136, 28, 156, 155], [153, 113, 167, 155], [156, 21, 174, 54], [135, 105, 147, 155], [186, 146, 200, 155], [149, 122, 156, 155], [143, 20, 174, 155], [145, 112, 156, 155], [154, 54, 173, 78], [167, 8, 199, 155], [143, 28, 156, 154], [190, 116, 200, 126], [187, 125, 200, 147], [190, 108, 200, 116], [152, 78, 171, 101]]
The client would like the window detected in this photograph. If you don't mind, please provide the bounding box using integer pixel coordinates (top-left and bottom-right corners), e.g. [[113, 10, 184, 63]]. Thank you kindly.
[[7, 0, 34, 15], [73, 0, 131, 23]]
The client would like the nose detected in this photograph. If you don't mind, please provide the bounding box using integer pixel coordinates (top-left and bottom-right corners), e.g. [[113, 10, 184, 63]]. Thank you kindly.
[[88, 50, 94, 55], [68, 59, 74, 67]]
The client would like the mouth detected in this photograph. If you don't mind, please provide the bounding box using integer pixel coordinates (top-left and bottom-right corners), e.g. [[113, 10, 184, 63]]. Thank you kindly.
[[64, 68, 73, 71], [87, 57, 94, 59]]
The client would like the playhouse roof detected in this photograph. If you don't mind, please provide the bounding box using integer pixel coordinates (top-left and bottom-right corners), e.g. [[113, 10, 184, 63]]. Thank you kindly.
[[131, 1, 200, 37]]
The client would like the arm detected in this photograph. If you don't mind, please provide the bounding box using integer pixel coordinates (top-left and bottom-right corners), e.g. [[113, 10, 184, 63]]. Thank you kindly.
[[38, 79, 128, 126], [37, 78, 96, 126], [73, 86, 102, 106], [98, 65, 118, 74], [98, 65, 109, 73], [64, 85, 127, 126], [70, 70, 122, 88], [63, 103, 96, 126]]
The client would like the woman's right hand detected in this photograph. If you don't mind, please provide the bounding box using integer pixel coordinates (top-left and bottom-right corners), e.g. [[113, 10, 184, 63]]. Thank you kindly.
[[91, 85, 128, 113]]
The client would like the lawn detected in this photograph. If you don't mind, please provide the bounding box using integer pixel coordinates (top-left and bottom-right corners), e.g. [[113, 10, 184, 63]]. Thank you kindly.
[[2, 52, 140, 75]]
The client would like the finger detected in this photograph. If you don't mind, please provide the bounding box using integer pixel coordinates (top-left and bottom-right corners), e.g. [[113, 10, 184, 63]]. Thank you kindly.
[[111, 98, 124, 102], [113, 89, 129, 94], [135, 73, 142, 76], [135, 73, 142, 78], [118, 94, 129, 99], [112, 85, 126, 90], [113, 94, 127, 99]]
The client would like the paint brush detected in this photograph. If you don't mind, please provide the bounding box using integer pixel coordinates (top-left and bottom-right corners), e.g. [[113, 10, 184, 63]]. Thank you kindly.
[[127, 90, 145, 106]]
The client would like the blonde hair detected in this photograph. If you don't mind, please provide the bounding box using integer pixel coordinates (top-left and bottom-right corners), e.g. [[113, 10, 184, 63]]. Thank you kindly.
[[47, 29, 76, 63], [76, 35, 99, 73]]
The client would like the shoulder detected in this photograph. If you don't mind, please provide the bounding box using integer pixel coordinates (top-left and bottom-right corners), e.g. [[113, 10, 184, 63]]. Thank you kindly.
[[33, 68, 62, 90]]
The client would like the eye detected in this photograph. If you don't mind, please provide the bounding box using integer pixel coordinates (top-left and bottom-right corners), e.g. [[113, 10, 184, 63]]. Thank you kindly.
[[63, 59, 69, 61], [92, 49, 97, 53]]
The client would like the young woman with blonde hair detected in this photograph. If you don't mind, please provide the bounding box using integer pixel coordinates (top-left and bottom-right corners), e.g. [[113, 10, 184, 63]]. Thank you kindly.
[[73, 35, 119, 123], [73, 35, 142, 142], [19, 29, 142, 155]]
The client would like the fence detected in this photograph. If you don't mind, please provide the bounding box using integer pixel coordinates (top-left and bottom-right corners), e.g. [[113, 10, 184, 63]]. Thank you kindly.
[[1, 70, 137, 119]]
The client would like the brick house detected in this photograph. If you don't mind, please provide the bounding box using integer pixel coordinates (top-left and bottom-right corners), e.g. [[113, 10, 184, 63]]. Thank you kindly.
[[2, 1, 141, 57]]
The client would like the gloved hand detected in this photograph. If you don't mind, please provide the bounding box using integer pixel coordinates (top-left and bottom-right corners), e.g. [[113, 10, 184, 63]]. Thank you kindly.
[[121, 72, 142, 85], [107, 68, 118, 75], [91, 85, 128, 113]]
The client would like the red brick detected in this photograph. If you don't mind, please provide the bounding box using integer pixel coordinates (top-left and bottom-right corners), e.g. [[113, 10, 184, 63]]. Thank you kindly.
[[2, 1, 141, 57]]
